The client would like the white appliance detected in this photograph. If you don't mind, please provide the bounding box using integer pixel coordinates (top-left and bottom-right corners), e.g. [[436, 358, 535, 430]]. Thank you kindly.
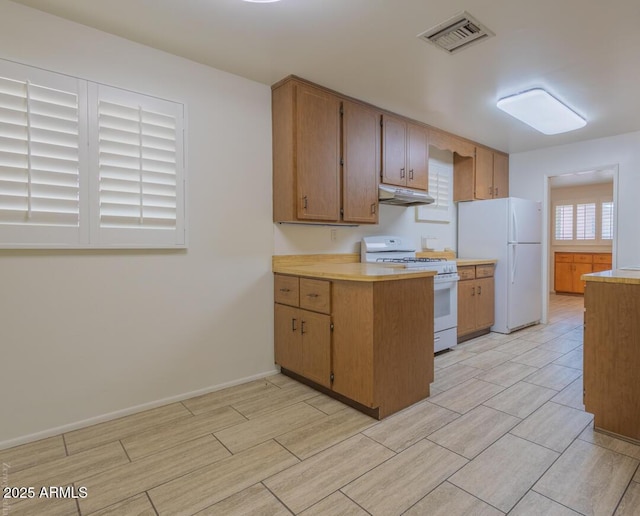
[[458, 198, 542, 334], [361, 236, 459, 352]]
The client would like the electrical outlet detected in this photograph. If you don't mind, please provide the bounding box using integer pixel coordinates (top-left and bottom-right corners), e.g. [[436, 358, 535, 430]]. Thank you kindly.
[[330, 228, 337, 241]]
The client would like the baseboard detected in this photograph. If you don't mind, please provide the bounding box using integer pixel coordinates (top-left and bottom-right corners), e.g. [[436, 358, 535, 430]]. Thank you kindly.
[[0, 368, 280, 451]]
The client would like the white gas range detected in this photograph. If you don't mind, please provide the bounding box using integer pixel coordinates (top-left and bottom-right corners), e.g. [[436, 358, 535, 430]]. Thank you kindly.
[[361, 235, 459, 353]]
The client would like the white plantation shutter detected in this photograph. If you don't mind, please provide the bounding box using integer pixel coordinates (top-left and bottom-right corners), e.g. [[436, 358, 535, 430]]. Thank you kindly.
[[417, 159, 452, 222], [0, 59, 185, 248], [0, 60, 87, 245], [576, 203, 596, 240], [601, 201, 614, 240], [429, 163, 451, 210], [554, 205, 573, 240], [90, 84, 184, 246]]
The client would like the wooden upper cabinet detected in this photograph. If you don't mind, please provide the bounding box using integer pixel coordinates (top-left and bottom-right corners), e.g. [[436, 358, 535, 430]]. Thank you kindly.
[[382, 114, 407, 187], [474, 147, 494, 199], [342, 101, 380, 223], [295, 84, 341, 221], [407, 123, 429, 190], [493, 153, 509, 199], [272, 80, 341, 223], [454, 147, 510, 202], [381, 115, 429, 191]]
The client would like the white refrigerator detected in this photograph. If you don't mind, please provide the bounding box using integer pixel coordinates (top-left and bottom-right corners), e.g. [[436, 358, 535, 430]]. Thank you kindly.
[[458, 197, 542, 334]]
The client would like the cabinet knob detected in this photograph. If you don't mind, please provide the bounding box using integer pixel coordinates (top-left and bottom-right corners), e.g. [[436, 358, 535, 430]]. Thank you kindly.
[[301, 320, 306, 335], [478, 285, 482, 295], [495, 187, 499, 197], [409, 169, 414, 180], [400, 168, 405, 178], [472, 287, 476, 296], [307, 293, 319, 298], [303, 195, 308, 209], [371, 203, 376, 215], [291, 318, 297, 331], [279, 288, 290, 292]]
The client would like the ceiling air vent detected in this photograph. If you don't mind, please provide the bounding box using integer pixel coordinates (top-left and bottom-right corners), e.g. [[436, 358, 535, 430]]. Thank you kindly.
[[417, 11, 495, 54]]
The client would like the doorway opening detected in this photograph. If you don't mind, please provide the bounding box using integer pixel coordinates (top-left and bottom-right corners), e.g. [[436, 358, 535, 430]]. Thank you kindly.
[[541, 166, 618, 323]]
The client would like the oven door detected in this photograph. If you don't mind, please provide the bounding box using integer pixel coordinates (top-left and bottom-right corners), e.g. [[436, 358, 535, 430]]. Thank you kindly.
[[433, 277, 458, 333]]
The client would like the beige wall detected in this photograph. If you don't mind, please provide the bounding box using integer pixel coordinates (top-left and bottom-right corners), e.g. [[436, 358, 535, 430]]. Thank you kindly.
[[0, 1, 275, 447]]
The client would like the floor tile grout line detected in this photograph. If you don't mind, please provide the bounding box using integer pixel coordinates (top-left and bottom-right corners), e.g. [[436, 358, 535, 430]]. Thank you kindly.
[[62, 433, 70, 457], [506, 416, 594, 456], [260, 481, 296, 515], [528, 488, 588, 515], [179, 400, 196, 416], [145, 491, 160, 516], [337, 489, 373, 515], [118, 439, 133, 463]]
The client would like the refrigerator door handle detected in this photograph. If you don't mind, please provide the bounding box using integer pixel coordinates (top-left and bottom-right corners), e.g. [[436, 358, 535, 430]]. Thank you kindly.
[[511, 245, 517, 284], [512, 208, 519, 243]]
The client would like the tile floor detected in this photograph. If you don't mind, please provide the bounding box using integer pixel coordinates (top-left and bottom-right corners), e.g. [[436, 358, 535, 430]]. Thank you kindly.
[[2, 294, 640, 515]]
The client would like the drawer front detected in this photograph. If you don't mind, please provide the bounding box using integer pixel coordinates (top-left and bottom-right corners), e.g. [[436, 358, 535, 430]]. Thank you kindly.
[[573, 254, 593, 264], [475, 264, 495, 278], [458, 266, 476, 280], [555, 253, 573, 263], [299, 278, 331, 314], [274, 274, 299, 306], [593, 253, 612, 264]]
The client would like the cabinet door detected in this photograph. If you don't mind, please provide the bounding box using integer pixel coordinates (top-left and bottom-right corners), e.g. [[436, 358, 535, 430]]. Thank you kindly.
[[274, 304, 302, 373], [457, 280, 477, 336], [300, 310, 332, 388], [342, 101, 380, 223], [554, 262, 574, 293], [492, 153, 509, 198], [382, 114, 407, 187], [474, 147, 494, 199], [475, 277, 495, 329], [573, 263, 592, 294], [295, 83, 341, 221], [407, 123, 429, 191]]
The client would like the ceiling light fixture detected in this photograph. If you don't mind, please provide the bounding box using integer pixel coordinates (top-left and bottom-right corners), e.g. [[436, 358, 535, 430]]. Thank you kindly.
[[496, 88, 586, 135]]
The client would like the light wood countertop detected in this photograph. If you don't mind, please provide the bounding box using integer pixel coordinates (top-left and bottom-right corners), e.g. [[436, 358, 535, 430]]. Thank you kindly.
[[273, 262, 437, 282], [456, 259, 498, 266], [582, 269, 640, 285]]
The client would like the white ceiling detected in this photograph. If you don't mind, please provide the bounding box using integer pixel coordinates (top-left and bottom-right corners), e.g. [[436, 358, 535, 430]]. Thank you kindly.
[[11, 0, 640, 153]]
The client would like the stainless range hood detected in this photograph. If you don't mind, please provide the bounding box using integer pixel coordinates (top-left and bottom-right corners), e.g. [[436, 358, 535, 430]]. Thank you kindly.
[[378, 184, 434, 206]]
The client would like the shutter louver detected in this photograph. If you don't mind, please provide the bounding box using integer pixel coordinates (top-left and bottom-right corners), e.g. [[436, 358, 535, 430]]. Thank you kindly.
[[554, 205, 573, 240], [98, 100, 177, 230], [576, 203, 596, 240], [0, 76, 80, 228], [428, 161, 451, 210], [601, 201, 614, 240]]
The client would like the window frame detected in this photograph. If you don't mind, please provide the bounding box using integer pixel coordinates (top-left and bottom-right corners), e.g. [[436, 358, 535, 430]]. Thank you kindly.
[[552, 196, 613, 246]]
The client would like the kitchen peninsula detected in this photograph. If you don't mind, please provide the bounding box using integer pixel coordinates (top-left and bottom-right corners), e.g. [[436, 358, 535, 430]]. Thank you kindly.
[[273, 255, 435, 419], [583, 269, 640, 443]]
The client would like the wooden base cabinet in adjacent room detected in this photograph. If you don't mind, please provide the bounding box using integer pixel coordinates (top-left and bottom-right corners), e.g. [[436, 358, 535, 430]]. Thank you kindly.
[[584, 279, 640, 442], [457, 264, 495, 342], [554, 252, 612, 294], [273, 272, 434, 419]]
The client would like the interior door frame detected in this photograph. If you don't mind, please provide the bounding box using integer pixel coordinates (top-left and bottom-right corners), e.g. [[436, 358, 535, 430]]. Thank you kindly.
[[541, 164, 619, 323]]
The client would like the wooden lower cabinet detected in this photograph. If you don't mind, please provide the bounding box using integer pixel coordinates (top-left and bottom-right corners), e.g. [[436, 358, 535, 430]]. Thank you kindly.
[[274, 304, 331, 388], [457, 265, 495, 342], [554, 253, 612, 294], [584, 280, 640, 442], [274, 273, 434, 419]]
